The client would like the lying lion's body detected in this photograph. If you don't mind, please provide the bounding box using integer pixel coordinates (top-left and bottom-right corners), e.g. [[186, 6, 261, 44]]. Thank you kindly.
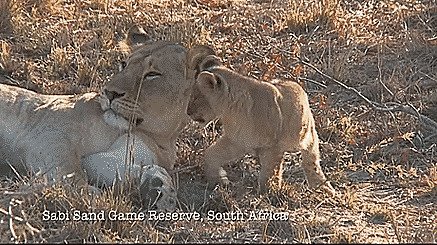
[[0, 83, 123, 182], [0, 83, 177, 210], [0, 27, 203, 210], [187, 52, 335, 194]]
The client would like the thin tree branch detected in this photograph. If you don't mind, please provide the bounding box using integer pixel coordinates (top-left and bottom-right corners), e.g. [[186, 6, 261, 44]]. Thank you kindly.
[[299, 59, 437, 133]]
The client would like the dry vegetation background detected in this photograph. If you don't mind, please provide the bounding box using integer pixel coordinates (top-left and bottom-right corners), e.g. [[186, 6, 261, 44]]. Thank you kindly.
[[0, 0, 436, 243]]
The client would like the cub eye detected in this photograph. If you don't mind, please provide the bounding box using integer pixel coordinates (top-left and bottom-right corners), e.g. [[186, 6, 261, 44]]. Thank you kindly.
[[118, 61, 127, 72], [143, 71, 162, 80], [214, 74, 223, 86]]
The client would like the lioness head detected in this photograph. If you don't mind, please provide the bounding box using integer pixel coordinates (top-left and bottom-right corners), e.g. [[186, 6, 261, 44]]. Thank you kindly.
[[100, 26, 192, 137]]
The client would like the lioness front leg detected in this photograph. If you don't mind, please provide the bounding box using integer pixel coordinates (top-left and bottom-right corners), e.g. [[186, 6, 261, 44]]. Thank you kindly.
[[203, 136, 246, 186], [151, 137, 178, 172], [258, 148, 284, 193]]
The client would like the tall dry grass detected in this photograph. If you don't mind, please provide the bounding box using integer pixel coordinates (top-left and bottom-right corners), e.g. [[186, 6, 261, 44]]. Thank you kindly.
[[0, 0, 436, 243]]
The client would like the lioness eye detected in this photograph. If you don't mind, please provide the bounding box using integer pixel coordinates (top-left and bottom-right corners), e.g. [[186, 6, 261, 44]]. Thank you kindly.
[[143, 71, 162, 80], [118, 61, 127, 72]]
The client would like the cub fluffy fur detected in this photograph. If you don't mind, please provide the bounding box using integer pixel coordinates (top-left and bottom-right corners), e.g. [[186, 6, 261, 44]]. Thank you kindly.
[[187, 46, 335, 194]]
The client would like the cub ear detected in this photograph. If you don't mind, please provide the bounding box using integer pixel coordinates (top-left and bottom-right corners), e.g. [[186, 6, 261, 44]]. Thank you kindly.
[[199, 55, 222, 71], [198, 71, 222, 90], [187, 45, 216, 77], [126, 25, 152, 47]]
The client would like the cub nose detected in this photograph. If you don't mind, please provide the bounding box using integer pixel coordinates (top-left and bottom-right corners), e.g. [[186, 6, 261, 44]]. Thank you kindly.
[[104, 89, 125, 101]]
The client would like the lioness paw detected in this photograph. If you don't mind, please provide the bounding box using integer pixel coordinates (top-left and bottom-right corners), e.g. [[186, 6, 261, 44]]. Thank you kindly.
[[140, 165, 177, 212]]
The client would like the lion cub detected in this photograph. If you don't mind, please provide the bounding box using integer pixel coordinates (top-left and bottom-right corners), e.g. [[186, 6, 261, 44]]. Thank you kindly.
[[187, 46, 335, 195]]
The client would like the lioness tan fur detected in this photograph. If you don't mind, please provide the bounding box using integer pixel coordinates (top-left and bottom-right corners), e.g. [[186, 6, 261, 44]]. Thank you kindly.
[[187, 46, 335, 194], [100, 27, 201, 172], [0, 83, 158, 185], [0, 25, 197, 182], [0, 82, 180, 210]]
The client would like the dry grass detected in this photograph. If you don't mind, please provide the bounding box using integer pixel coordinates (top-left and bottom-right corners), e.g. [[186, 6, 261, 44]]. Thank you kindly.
[[1, 0, 436, 243]]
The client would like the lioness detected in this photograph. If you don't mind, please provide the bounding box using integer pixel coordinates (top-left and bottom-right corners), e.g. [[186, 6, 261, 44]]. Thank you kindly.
[[187, 46, 335, 195], [0, 25, 204, 210], [100, 26, 198, 172], [0, 83, 115, 180], [0, 82, 177, 210]]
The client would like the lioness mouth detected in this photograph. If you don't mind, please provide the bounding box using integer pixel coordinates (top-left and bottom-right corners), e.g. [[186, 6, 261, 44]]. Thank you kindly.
[[134, 118, 144, 126], [104, 109, 144, 127], [193, 117, 205, 124], [121, 114, 143, 126]]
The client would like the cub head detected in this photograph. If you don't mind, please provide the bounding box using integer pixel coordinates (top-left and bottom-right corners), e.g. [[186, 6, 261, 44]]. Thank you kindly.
[[186, 46, 223, 124], [195, 68, 229, 117], [100, 26, 192, 136]]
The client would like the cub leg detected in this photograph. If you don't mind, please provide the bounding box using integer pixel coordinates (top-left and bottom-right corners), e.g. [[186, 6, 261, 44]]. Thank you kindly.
[[300, 124, 335, 195], [258, 148, 284, 193], [203, 136, 246, 186]]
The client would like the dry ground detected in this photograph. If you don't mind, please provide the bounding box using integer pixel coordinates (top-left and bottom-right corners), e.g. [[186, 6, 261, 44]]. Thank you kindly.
[[0, 0, 436, 243]]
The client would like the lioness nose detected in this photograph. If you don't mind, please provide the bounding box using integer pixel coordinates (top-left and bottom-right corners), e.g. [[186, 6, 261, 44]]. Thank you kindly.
[[104, 89, 125, 101]]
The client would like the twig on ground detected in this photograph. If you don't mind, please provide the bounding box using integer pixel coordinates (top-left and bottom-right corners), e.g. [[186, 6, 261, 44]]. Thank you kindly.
[[1, 205, 41, 238], [172, 164, 199, 175], [377, 45, 394, 98], [0, 207, 22, 222], [8, 204, 17, 241], [298, 77, 327, 89], [389, 210, 403, 243], [299, 59, 437, 134]]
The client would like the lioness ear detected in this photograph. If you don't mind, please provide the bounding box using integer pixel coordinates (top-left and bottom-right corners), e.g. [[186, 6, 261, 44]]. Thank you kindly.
[[126, 25, 152, 47], [187, 45, 216, 77]]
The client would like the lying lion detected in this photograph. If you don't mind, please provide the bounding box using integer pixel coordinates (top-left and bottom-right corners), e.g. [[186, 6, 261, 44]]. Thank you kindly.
[[0, 27, 224, 210], [187, 46, 335, 195], [0, 82, 176, 210]]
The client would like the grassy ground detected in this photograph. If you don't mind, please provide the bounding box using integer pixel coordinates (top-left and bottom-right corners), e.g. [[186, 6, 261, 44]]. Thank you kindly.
[[0, 0, 436, 243]]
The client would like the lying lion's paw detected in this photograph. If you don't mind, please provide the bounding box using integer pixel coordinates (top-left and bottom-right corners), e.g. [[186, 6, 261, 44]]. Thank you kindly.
[[140, 165, 177, 212], [84, 184, 102, 196]]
